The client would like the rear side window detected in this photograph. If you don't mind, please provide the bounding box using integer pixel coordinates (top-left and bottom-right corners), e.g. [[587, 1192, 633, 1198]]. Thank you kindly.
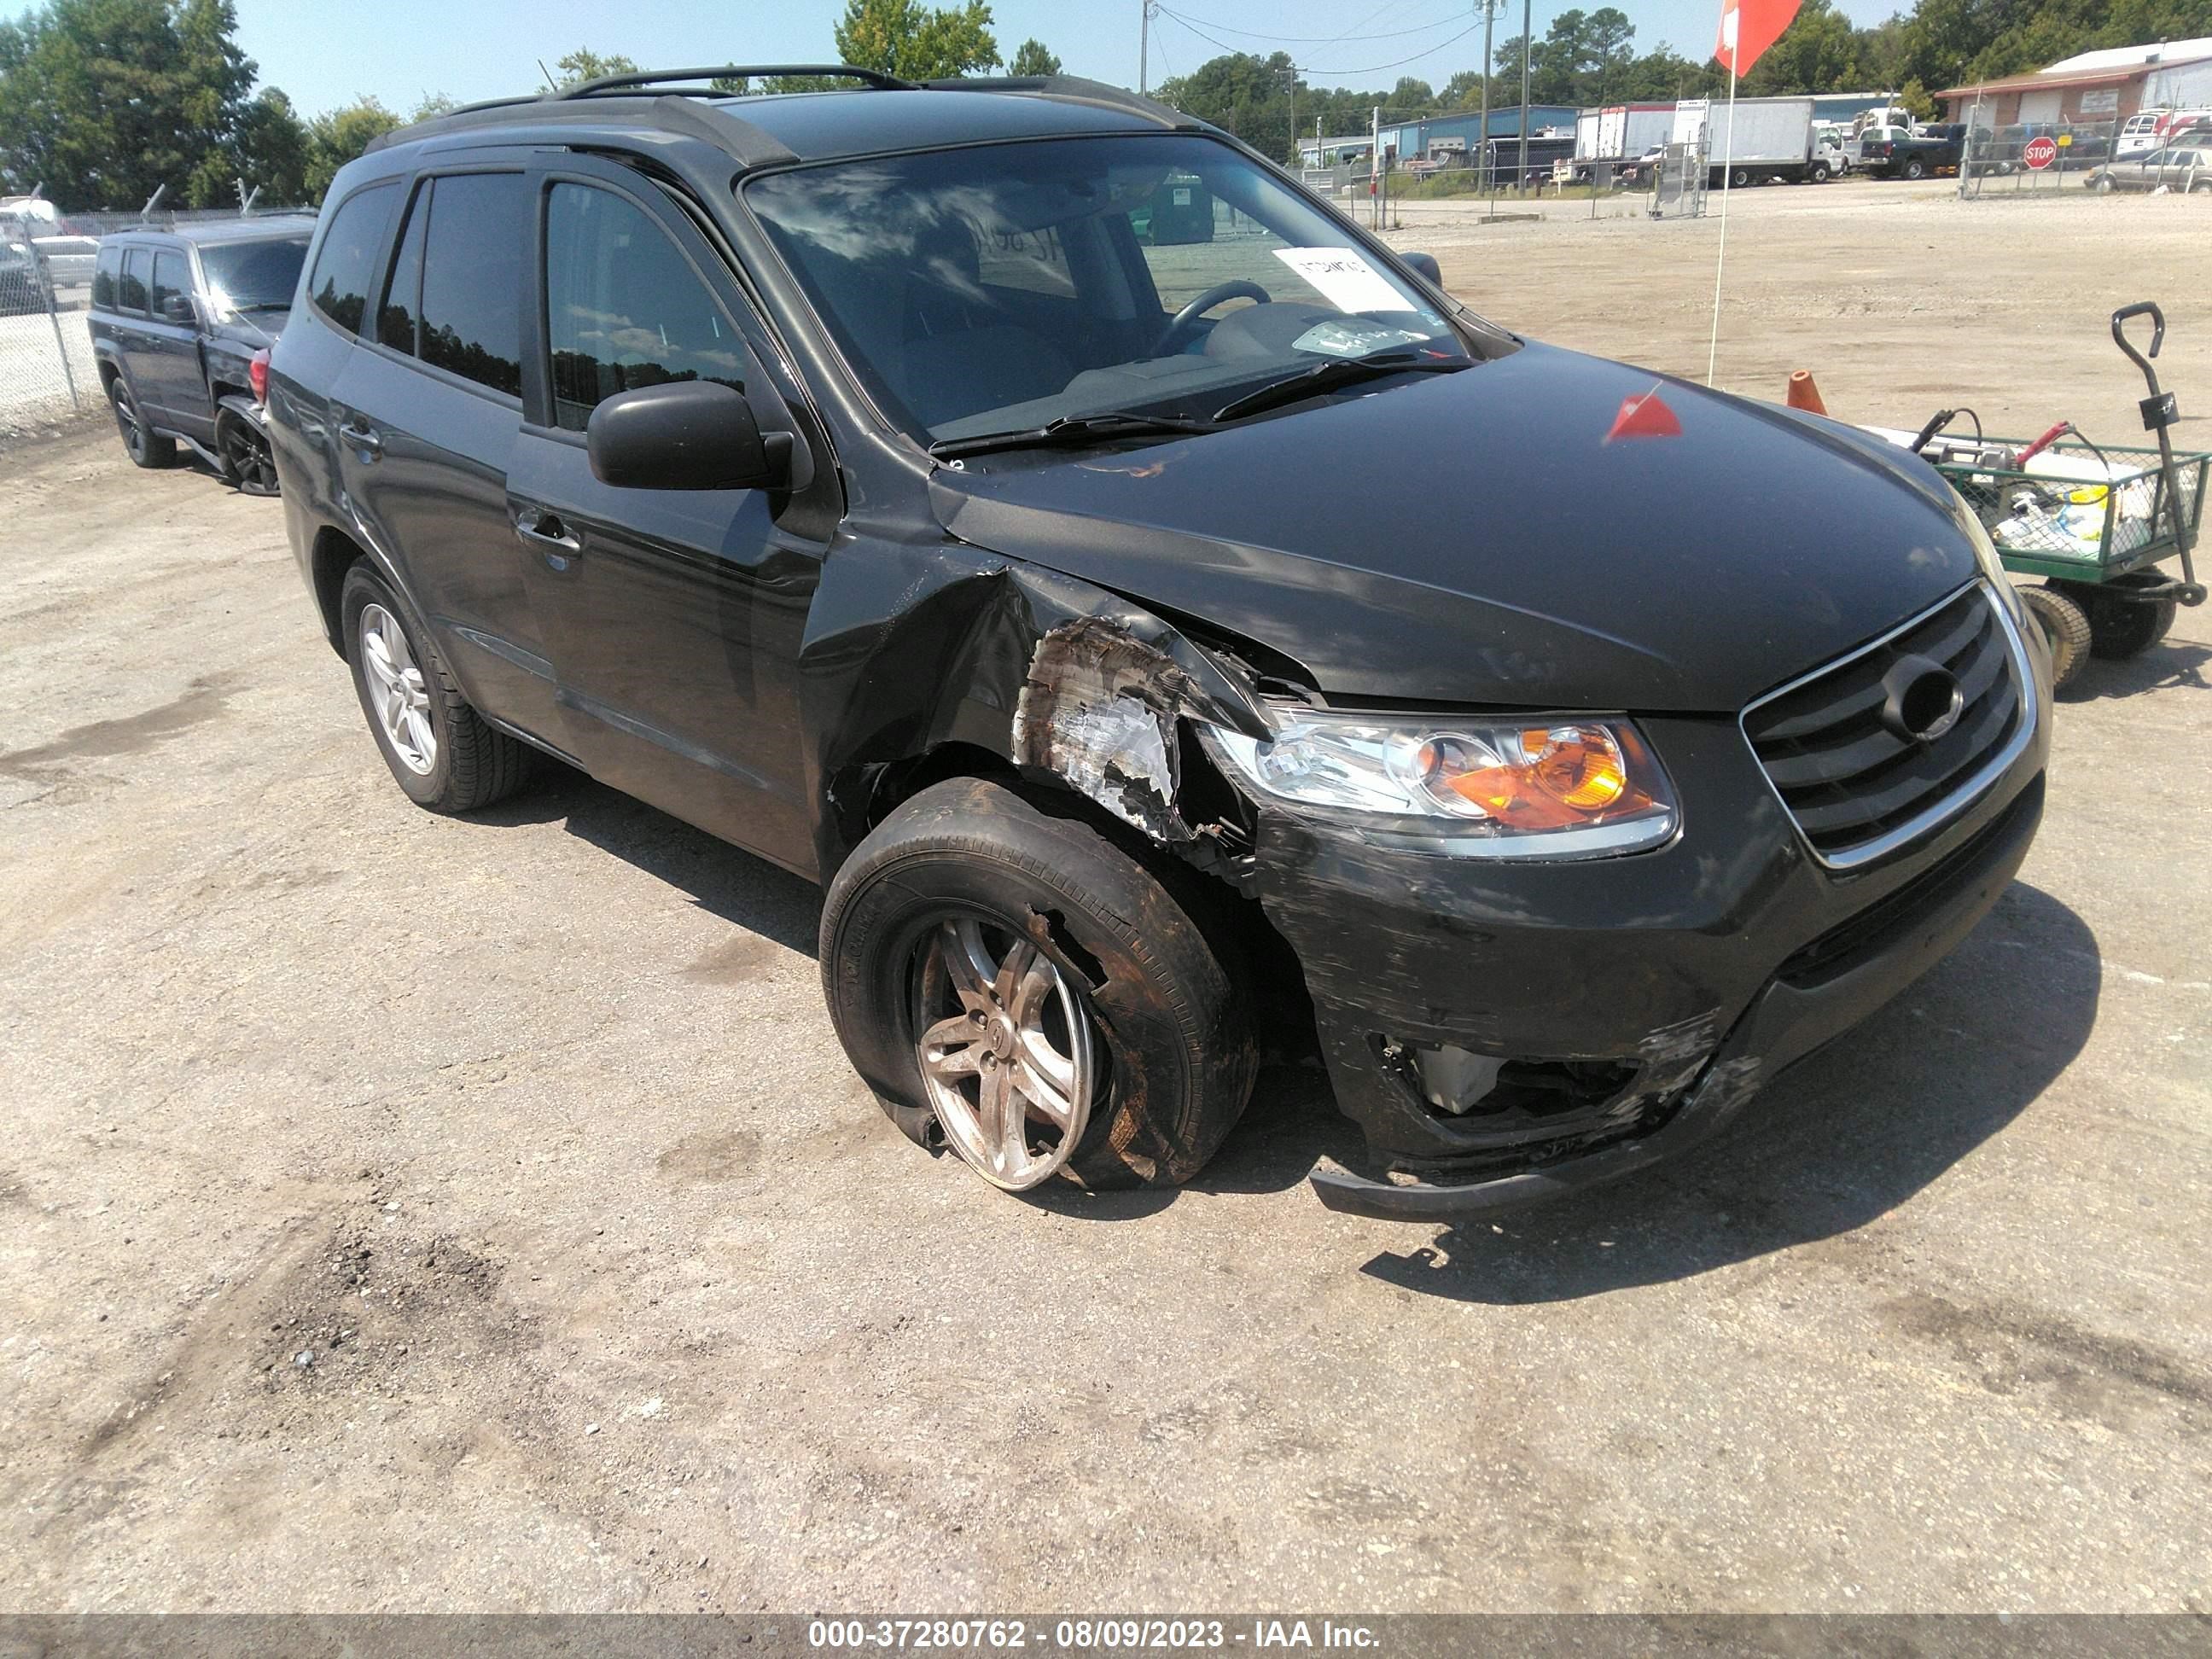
[[151, 250, 187, 317], [119, 248, 148, 312], [376, 182, 428, 354], [544, 182, 746, 431], [418, 172, 526, 398], [91, 243, 119, 308], [307, 181, 398, 335]]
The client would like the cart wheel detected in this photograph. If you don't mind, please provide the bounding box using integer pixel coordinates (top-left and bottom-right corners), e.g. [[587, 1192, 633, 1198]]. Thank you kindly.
[[2065, 573, 2178, 660], [2021, 585, 2093, 689]]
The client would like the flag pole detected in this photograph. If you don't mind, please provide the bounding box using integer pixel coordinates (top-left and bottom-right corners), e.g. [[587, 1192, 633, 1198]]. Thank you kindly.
[[1705, 55, 1738, 387]]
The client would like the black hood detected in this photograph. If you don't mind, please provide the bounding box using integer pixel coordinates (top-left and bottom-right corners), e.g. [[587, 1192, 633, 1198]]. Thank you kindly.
[[929, 341, 1980, 713]]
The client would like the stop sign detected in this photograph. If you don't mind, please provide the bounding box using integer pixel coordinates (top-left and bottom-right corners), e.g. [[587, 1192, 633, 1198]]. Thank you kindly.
[[2024, 135, 2059, 170]]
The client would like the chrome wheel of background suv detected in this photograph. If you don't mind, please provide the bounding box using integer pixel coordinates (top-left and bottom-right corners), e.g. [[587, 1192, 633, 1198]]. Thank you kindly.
[[912, 917, 1097, 1190]]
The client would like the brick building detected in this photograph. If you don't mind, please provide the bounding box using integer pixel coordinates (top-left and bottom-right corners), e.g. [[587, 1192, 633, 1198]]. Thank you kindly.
[[1939, 38, 2212, 125]]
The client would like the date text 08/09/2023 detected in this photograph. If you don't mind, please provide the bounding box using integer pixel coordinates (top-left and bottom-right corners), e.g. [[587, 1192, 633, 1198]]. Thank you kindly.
[[807, 1619, 1382, 1650]]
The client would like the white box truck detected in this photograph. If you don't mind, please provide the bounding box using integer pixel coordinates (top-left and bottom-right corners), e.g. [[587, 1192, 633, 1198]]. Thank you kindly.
[[1674, 96, 1842, 184]]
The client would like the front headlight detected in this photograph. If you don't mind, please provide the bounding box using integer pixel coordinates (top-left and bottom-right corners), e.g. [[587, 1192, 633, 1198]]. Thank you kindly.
[[1199, 706, 1678, 859]]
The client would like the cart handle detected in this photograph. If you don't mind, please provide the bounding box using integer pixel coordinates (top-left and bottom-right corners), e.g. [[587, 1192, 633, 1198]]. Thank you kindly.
[[2112, 301, 2164, 374]]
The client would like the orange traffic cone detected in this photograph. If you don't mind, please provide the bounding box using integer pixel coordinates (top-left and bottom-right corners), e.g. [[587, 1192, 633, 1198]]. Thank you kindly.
[[1786, 369, 1827, 416]]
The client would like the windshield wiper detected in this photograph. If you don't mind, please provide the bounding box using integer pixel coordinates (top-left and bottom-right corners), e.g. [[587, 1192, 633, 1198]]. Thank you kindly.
[[928, 410, 1219, 461], [1211, 348, 1472, 425]]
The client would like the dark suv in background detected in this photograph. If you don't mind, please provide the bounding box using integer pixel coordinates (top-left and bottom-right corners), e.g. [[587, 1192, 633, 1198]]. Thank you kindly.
[[89, 215, 313, 492], [270, 68, 2049, 1220]]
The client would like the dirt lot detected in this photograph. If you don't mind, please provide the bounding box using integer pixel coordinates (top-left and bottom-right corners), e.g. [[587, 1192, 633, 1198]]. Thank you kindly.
[[3, 183, 2209, 1615]]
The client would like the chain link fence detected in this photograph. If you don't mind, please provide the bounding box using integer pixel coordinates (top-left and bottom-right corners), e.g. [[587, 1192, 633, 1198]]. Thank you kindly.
[[1959, 119, 2118, 199]]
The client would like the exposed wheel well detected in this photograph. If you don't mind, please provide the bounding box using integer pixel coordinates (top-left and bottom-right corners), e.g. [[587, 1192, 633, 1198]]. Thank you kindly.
[[311, 527, 367, 655], [859, 741, 1318, 1065]]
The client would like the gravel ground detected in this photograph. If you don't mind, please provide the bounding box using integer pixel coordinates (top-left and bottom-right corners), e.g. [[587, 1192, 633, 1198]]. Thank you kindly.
[[2, 182, 2209, 1615]]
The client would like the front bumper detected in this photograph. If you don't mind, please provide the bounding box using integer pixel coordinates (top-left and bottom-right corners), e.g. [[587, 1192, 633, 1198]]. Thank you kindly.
[[1243, 620, 2051, 1220]]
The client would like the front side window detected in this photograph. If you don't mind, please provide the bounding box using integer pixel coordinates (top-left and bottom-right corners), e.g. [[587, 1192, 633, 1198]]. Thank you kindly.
[[744, 134, 1463, 443], [309, 182, 398, 335], [543, 182, 747, 432], [150, 250, 187, 317], [418, 172, 526, 398], [199, 237, 308, 317]]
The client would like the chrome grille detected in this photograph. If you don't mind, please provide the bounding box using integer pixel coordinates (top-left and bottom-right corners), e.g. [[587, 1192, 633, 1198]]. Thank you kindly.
[[1742, 584, 2032, 870]]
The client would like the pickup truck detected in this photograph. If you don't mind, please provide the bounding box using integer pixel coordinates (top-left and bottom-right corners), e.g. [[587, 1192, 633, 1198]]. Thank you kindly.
[[1860, 124, 1969, 179], [88, 215, 313, 493]]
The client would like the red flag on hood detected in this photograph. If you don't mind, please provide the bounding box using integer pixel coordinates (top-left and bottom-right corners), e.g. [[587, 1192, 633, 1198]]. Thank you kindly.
[[1714, 0, 1802, 76]]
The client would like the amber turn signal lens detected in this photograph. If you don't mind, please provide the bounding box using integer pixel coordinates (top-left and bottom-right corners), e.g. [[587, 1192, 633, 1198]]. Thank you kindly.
[[1523, 727, 1628, 809], [1445, 726, 1637, 827]]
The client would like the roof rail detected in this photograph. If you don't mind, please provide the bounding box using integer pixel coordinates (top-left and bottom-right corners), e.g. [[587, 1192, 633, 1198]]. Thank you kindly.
[[920, 73, 1192, 131], [558, 64, 916, 98]]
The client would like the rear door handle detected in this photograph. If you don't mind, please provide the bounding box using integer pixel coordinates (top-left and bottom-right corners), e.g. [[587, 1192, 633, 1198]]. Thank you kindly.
[[512, 504, 582, 561], [337, 420, 383, 457]]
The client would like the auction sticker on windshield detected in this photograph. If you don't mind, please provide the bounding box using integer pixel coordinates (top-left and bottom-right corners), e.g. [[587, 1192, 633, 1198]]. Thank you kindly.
[[1272, 247, 1406, 314]]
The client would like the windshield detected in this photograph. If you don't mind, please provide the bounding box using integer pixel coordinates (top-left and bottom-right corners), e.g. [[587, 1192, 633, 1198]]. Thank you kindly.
[[743, 134, 1464, 444], [198, 236, 309, 312]]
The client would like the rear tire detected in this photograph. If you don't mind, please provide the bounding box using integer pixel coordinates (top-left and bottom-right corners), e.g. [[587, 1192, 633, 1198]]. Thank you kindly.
[[108, 376, 175, 469], [215, 409, 279, 497], [1904, 159, 1928, 180], [339, 562, 532, 812], [2019, 584, 2093, 689], [821, 778, 1257, 1193]]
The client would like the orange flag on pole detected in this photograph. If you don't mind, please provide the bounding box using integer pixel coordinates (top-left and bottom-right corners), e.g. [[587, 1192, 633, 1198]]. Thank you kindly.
[[1714, 0, 1802, 75]]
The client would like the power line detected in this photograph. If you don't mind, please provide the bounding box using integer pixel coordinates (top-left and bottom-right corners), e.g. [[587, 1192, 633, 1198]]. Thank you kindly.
[[1303, 19, 1491, 77], [1155, 5, 1471, 44], [1156, 6, 1491, 82]]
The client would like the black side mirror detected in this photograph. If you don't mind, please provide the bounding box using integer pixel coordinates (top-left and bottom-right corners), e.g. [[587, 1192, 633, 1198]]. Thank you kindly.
[[585, 380, 792, 492], [160, 293, 195, 323], [1400, 250, 1442, 287]]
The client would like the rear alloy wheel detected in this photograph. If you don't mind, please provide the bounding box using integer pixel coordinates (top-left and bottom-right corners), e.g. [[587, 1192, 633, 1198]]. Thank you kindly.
[[340, 562, 532, 812], [108, 377, 175, 469], [2019, 584, 2093, 690], [1904, 159, 1928, 180], [216, 411, 279, 497]]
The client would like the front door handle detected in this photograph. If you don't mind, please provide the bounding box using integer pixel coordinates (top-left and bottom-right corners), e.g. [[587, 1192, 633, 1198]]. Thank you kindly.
[[337, 420, 383, 457], [512, 504, 582, 562]]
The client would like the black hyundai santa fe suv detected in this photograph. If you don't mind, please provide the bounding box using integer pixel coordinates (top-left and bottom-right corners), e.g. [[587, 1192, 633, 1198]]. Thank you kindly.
[[269, 68, 2049, 1218]]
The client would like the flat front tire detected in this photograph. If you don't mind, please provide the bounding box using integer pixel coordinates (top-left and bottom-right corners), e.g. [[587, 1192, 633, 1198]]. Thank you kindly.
[[821, 778, 1257, 1192], [340, 562, 531, 812]]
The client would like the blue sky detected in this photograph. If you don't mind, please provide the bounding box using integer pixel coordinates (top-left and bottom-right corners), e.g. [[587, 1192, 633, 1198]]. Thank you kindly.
[[232, 0, 1901, 119]]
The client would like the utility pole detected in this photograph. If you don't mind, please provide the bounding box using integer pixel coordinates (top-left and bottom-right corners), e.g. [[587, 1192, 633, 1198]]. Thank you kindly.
[[1371, 105, 1382, 228], [1516, 0, 1533, 195], [1478, 0, 1496, 195], [1284, 64, 1297, 168], [1138, 0, 1151, 95]]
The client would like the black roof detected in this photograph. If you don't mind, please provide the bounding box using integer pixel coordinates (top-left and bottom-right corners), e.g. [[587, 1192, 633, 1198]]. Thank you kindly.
[[114, 215, 317, 245], [369, 71, 1198, 169]]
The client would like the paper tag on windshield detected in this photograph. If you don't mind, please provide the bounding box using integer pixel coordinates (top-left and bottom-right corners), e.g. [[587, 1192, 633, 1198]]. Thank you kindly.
[[1272, 247, 1406, 314]]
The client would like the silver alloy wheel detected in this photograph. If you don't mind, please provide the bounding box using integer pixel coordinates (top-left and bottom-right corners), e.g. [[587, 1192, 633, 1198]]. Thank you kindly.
[[358, 602, 437, 775], [912, 917, 1096, 1190]]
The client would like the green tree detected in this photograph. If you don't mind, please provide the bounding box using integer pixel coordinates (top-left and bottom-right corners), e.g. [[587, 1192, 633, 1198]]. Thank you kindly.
[[1009, 37, 1061, 77], [834, 0, 1000, 79], [0, 0, 261, 208], [304, 96, 400, 201], [551, 48, 640, 90], [1743, 0, 1864, 93], [225, 86, 309, 205], [410, 91, 458, 120]]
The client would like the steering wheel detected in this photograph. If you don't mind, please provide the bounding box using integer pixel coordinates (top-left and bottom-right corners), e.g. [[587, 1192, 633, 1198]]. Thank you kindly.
[[1150, 279, 1272, 356]]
